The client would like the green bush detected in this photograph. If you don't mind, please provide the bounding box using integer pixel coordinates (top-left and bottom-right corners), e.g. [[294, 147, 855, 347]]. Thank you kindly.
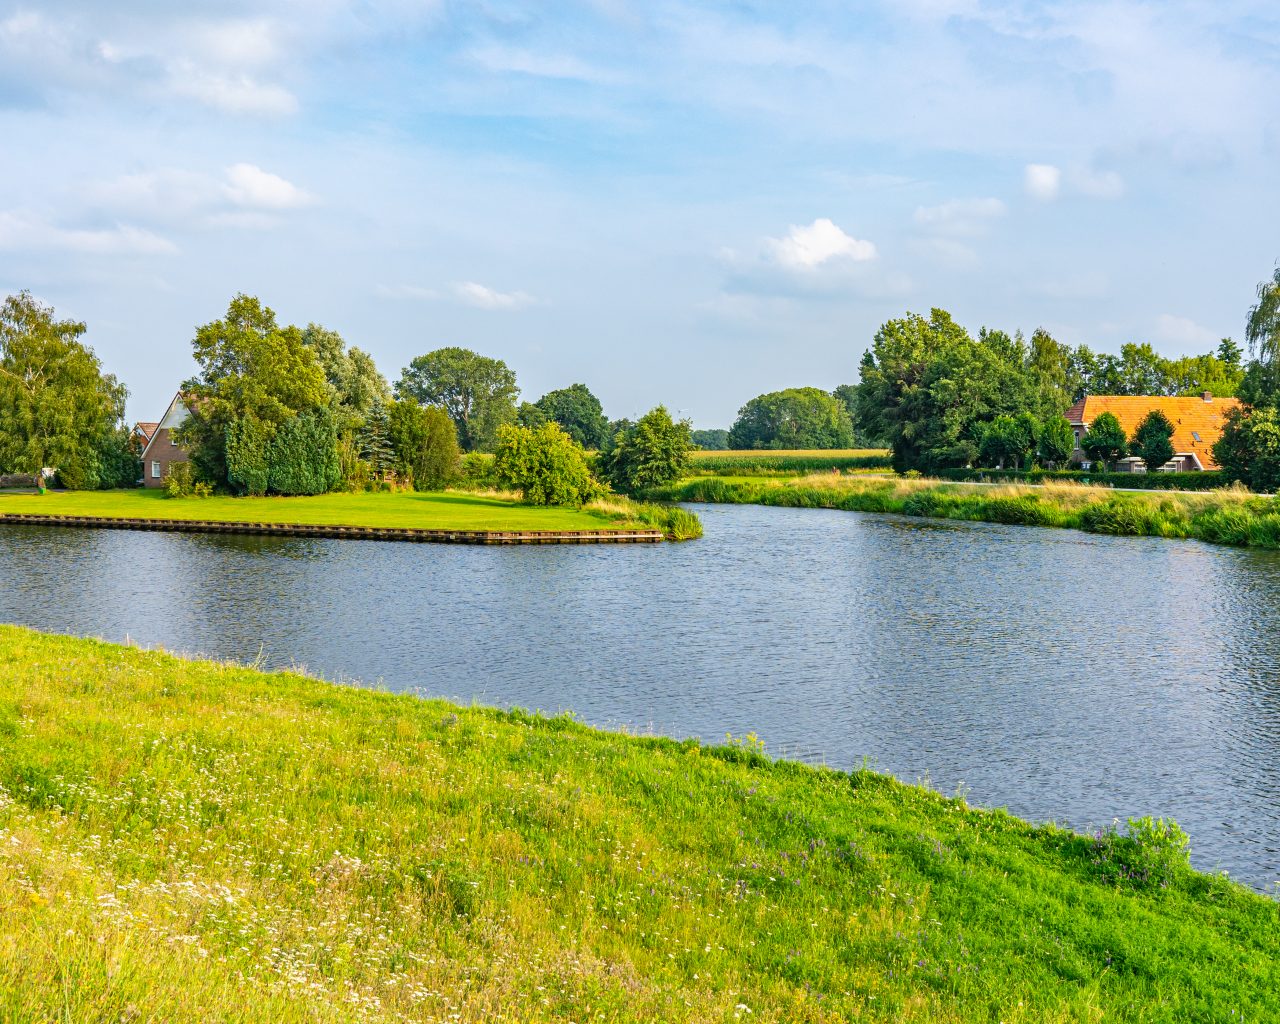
[[935, 468, 1229, 491], [1090, 817, 1191, 891], [225, 416, 274, 496], [493, 422, 603, 507], [600, 406, 693, 495], [459, 451, 496, 489], [389, 399, 460, 491], [267, 409, 341, 496]]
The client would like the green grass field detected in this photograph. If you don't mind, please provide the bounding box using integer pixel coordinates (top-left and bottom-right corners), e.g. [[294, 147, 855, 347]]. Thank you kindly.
[[0, 488, 646, 534], [1, 625, 1275, 1022]]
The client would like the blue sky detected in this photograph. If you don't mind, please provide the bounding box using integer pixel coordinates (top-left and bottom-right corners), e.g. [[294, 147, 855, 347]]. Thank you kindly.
[[1, 1, 1277, 427]]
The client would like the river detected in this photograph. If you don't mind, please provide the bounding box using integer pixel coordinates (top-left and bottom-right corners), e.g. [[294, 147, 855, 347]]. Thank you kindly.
[[1, 504, 1277, 890]]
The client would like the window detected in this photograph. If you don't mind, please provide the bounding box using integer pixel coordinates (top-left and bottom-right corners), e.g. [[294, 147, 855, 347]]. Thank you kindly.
[[151, 461, 161, 479], [1073, 429, 1081, 451], [1191, 431, 1201, 442]]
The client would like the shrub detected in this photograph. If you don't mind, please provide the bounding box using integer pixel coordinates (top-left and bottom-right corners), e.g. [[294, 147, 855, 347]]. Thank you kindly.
[[493, 422, 603, 506], [600, 406, 693, 495], [267, 408, 341, 496], [1090, 817, 1190, 890], [459, 451, 496, 489], [225, 416, 274, 496]]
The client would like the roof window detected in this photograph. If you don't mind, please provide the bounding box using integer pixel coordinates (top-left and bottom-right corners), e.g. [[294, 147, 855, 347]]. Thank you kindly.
[[1192, 431, 1202, 442]]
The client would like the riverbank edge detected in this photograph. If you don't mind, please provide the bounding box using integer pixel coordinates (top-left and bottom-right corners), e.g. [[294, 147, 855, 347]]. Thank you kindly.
[[0, 512, 665, 545], [1, 624, 1276, 1022], [650, 475, 1280, 550]]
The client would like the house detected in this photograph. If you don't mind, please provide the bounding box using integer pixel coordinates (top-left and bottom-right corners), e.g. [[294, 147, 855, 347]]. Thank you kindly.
[[139, 393, 192, 487], [1065, 392, 1240, 472], [133, 421, 159, 448]]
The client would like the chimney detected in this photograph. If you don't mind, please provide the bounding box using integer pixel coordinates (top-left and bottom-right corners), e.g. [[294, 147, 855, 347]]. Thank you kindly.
[[1201, 390, 1212, 401]]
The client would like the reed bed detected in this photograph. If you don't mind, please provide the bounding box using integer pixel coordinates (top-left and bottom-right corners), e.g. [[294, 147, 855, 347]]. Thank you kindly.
[[649, 474, 1280, 550]]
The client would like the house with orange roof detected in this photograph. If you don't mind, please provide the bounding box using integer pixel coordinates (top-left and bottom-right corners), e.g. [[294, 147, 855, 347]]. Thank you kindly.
[[1065, 392, 1240, 472]]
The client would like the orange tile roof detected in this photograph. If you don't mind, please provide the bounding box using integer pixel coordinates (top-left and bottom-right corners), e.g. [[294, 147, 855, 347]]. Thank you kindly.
[[1065, 395, 1240, 470], [135, 421, 159, 441]]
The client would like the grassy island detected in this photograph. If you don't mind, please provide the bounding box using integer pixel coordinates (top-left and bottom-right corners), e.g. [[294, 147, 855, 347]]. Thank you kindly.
[[0, 625, 1275, 1022], [0, 488, 701, 540], [651, 474, 1280, 551]]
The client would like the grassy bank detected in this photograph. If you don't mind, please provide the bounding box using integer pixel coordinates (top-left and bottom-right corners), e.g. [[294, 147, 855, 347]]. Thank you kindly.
[[0, 488, 700, 539], [651, 475, 1280, 550], [1, 625, 1275, 1022], [688, 449, 892, 476]]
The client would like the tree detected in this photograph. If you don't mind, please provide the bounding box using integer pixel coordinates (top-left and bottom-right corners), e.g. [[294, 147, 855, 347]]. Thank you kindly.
[[267, 408, 342, 495], [1081, 411, 1127, 469], [1214, 406, 1280, 492], [691, 428, 729, 450], [396, 347, 519, 452], [1039, 414, 1075, 468], [728, 387, 854, 450], [533, 383, 609, 449], [1217, 337, 1243, 370], [493, 422, 602, 506], [1247, 265, 1280, 364], [179, 294, 330, 487], [1132, 409, 1175, 470], [388, 398, 460, 490], [97, 424, 144, 489], [978, 413, 1039, 469], [301, 324, 390, 430], [357, 397, 395, 478], [853, 309, 1034, 473], [1026, 328, 1074, 421], [0, 292, 129, 489], [600, 405, 693, 494], [515, 402, 548, 428]]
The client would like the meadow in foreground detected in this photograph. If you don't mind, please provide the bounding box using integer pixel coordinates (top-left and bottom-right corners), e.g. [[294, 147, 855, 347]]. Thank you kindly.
[[0, 625, 1275, 1022], [0, 488, 701, 540], [651, 474, 1280, 550]]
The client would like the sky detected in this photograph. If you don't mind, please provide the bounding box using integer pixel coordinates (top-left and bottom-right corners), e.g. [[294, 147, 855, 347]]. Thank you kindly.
[[1, 1, 1277, 427]]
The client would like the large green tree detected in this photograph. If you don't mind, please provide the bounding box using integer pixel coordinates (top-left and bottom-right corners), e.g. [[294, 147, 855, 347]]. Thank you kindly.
[[388, 398, 461, 490], [1215, 406, 1280, 492], [1081, 411, 1128, 469], [1025, 328, 1075, 421], [600, 405, 692, 494], [396, 347, 519, 452], [1038, 414, 1075, 468], [854, 309, 1034, 472], [534, 383, 609, 449], [728, 387, 854, 450], [0, 292, 129, 489], [179, 295, 330, 488], [1132, 409, 1175, 470], [301, 324, 390, 430]]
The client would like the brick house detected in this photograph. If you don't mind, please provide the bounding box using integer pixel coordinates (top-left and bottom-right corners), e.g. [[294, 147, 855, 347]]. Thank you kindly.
[[139, 393, 191, 487], [1065, 392, 1241, 472]]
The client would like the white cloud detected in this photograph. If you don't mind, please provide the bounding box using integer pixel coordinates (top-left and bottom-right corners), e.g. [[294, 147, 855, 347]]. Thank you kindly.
[[452, 281, 537, 310], [223, 163, 313, 208], [193, 18, 280, 66], [913, 197, 1006, 235], [767, 218, 877, 270], [0, 211, 176, 255], [376, 284, 441, 300], [1024, 163, 1062, 201], [169, 65, 298, 116], [1154, 313, 1216, 347], [468, 46, 620, 83]]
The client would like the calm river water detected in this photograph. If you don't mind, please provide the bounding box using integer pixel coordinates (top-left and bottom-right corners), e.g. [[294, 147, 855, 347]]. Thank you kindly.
[[1, 505, 1278, 890]]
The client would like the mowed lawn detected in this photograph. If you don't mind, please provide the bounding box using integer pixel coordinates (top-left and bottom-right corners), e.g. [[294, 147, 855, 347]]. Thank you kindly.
[[0, 488, 642, 533], [0, 626, 1276, 1023]]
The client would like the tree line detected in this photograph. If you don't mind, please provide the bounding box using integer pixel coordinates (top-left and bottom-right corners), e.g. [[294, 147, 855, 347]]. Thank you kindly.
[[3, 267, 1278, 497], [0, 291, 693, 504]]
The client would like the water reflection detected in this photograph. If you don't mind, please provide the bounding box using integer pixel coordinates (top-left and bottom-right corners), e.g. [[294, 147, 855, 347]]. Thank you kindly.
[[1, 506, 1277, 889]]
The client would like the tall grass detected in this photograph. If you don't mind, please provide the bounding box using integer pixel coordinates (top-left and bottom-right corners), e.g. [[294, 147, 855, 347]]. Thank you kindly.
[[1, 625, 1276, 1022], [649, 475, 1280, 550]]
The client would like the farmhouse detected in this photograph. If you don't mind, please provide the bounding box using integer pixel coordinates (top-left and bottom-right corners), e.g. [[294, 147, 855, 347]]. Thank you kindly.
[[139, 393, 191, 487], [1066, 392, 1240, 472]]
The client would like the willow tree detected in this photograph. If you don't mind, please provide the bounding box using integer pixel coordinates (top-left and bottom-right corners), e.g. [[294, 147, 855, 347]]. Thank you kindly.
[[0, 292, 128, 488]]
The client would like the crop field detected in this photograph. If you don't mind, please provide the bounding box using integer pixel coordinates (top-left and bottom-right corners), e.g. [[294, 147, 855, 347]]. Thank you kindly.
[[687, 449, 892, 476]]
